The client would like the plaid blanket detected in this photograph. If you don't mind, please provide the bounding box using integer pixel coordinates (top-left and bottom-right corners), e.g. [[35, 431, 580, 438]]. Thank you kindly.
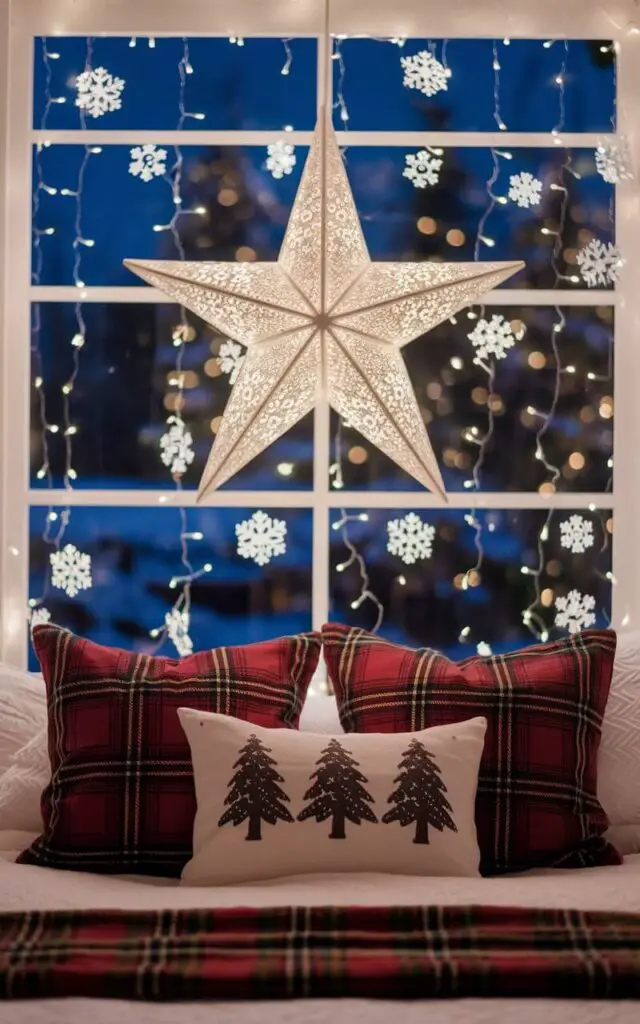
[[1, 904, 640, 1001]]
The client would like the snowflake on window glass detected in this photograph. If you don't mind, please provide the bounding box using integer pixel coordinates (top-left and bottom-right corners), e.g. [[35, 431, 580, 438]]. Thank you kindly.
[[467, 314, 521, 364], [386, 513, 435, 565], [50, 544, 92, 598], [476, 641, 493, 657], [403, 149, 443, 188], [559, 514, 595, 555], [265, 140, 297, 180], [400, 51, 448, 97], [165, 608, 193, 658], [75, 66, 125, 118], [159, 418, 195, 476], [576, 239, 624, 287], [129, 144, 167, 182], [554, 590, 596, 634], [218, 339, 246, 385], [29, 606, 51, 629], [595, 139, 634, 184], [508, 172, 543, 209], [236, 511, 287, 567]]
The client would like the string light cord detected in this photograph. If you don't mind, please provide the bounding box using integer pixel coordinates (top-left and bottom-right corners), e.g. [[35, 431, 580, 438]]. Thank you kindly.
[[324, 10, 385, 631], [280, 38, 293, 76], [333, 510, 384, 630], [330, 415, 385, 629], [332, 35, 349, 129]]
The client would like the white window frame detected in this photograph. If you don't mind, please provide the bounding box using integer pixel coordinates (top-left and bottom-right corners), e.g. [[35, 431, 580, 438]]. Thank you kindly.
[[1, 0, 639, 667]]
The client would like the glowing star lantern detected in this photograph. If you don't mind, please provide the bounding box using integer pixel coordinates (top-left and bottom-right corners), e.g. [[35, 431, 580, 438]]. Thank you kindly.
[[125, 119, 522, 501]]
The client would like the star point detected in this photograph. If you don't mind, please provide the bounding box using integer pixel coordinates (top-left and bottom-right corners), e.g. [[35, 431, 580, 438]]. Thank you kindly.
[[126, 122, 523, 500]]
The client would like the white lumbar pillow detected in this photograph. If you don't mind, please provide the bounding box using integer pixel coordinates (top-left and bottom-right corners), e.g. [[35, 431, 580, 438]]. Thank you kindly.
[[599, 631, 640, 853], [178, 708, 486, 886], [0, 665, 46, 779]]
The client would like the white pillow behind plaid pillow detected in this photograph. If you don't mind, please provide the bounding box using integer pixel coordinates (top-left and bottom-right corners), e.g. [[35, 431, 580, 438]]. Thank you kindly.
[[600, 632, 640, 854], [178, 708, 486, 886]]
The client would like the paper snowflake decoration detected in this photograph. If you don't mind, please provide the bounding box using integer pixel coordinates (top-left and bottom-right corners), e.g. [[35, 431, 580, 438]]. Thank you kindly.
[[508, 172, 543, 209], [554, 590, 596, 634], [576, 239, 624, 288], [165, 608, 193, 658], [595, 140, 634, 184], [160, 418, 195, 476], [467, 314, 521, 364], [266, 140, 297, 180], [50, 544, 92, 598], [559, 514, 595, 555], [29, 606, 51, 629], [476, 641, 493, 657], [401, 51, 448, 97], [235, 510, 287, 567], [403, 149, 443, 189], [129, 144, 167, 182], [386, 513, 435, 565], [75, 66, 125, 119], [217, 339, 246, 386]]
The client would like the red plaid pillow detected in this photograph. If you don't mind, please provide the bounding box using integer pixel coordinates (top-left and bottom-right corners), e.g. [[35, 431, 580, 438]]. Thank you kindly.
[[19, 624, 320, 877], [322, 623, 620, 875]]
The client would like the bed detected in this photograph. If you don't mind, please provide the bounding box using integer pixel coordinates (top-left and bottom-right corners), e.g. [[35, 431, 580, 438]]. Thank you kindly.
[[1, 829, 639, 1024]]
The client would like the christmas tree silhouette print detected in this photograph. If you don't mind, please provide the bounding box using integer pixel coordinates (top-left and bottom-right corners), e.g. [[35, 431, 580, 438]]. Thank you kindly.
[[218, 734, 293, 841], [297, 739, 377, 839], [382, 739, 457, 844]]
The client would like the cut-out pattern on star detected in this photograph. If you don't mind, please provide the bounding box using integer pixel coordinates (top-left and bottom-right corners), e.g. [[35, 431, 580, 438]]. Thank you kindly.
[[126, 118, 521, 501]]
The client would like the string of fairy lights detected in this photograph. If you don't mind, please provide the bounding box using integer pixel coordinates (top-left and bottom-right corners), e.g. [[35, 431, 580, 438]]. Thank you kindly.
[[29, 37, 102, 628], [27, 34, 618, 653], [521, 40, 569, 643], [146, 38, 214, 655]]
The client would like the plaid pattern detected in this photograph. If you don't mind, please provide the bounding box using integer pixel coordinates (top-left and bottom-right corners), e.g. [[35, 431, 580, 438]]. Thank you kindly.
[[20, 624, 320, 877], [322, 624, 620, 875], [1, 904, 640, 1001]]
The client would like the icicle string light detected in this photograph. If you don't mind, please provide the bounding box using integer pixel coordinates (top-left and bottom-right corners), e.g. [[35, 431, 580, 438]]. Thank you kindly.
[[459, 41, 509, 629], [148, 38, 212, 654], [31, 38, 58, 615], [522, 45, 571, 642], [41, 37, 97, 559]]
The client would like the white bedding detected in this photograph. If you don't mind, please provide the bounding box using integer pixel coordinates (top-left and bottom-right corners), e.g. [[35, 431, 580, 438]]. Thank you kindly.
[[1, 830, 638, 1024]]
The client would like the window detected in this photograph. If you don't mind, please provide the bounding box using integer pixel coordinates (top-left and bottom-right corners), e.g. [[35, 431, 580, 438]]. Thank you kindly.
[[1, 2, 638, 670]]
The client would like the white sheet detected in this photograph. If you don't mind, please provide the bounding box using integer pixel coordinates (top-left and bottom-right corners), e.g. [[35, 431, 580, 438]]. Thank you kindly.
[[1, 830, 638, 1024]]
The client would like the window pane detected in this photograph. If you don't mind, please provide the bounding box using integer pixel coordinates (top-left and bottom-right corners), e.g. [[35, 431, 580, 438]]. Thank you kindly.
[[32, 145, 305, 287], [33, 37, 317, 131], [347, 147, 614, 289], [28, 505, 312, 669], [30, 303, 313, 490], [329, 507, 612, 659], [331, 305, 613, 493], [332, 39, 615, 132]]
